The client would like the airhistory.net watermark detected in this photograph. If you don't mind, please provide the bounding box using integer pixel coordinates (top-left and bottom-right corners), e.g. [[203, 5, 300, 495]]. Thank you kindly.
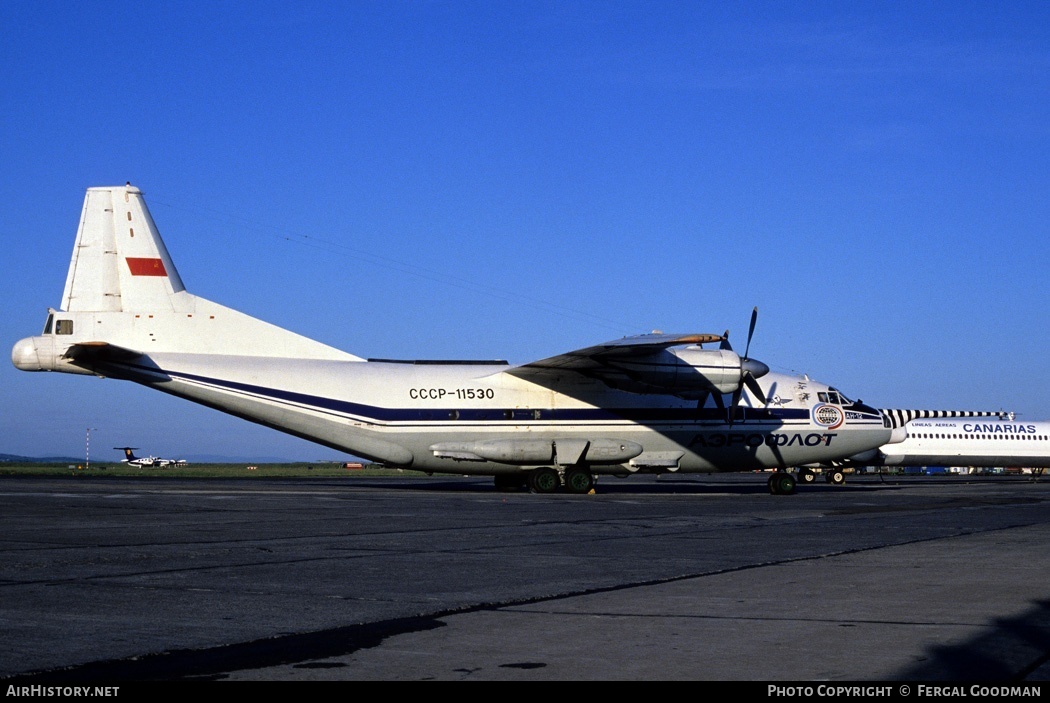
[[6, 687, 118, 697]]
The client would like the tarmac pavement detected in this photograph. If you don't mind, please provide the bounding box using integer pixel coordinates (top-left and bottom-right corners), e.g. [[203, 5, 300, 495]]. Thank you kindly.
[[1, 472, 1048, 682]]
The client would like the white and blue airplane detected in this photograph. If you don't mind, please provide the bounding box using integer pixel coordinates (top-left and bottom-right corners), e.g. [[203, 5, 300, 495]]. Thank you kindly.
[[14, 184, 908, 495], [866, 415, 1050, 471], [797, 409, 1037, 484]]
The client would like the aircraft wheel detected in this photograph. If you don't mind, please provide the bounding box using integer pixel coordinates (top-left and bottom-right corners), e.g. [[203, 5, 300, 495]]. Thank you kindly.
[[772, 474, 793, 495], [563, 467, 594, 494], [529, 467, 561, 494], [798, 468, 816, 483], [825, 469, 845, 485], [768, 472, 796, 495]]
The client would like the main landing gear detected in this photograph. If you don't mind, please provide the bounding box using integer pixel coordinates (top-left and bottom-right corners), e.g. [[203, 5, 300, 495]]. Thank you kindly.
[[768, 471, 797, 495], [493, 466, 596, 494]]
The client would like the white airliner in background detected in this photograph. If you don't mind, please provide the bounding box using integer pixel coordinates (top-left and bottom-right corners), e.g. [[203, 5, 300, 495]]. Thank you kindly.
[[8, 184, 1003, 495], [865, 417, 1050, 471]]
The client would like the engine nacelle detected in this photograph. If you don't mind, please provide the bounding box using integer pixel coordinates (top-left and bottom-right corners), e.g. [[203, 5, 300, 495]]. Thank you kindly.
[[603, 347, 766, 396]]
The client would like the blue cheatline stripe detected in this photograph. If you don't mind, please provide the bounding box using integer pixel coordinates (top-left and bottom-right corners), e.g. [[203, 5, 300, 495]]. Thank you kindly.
[[120, 361, 880, 427]]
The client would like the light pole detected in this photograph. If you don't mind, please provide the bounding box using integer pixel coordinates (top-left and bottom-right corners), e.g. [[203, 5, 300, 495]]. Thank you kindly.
[[85, 428, 97, 469]]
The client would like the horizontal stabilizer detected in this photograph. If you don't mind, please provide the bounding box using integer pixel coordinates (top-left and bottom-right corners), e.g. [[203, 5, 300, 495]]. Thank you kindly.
[[63, 341, 144, 362]]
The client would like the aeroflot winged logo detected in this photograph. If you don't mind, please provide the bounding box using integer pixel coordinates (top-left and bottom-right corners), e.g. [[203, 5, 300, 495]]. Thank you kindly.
[[125, 257, 167, 276], [812, 403, 844, 429]]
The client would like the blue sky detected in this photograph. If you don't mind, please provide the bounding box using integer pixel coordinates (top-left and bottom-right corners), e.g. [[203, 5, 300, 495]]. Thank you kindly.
[[2, 1, 1047, 461]]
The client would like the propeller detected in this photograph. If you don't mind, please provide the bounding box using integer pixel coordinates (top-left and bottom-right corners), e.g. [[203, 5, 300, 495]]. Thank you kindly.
[[721, 307, 769, 423]]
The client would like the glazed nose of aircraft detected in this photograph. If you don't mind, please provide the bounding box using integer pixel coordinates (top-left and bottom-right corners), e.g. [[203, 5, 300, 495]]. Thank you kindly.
[[12, 337, 43, 371]]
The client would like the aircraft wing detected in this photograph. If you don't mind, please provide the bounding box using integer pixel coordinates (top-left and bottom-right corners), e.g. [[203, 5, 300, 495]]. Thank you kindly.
[[505, 332, 724, 382]]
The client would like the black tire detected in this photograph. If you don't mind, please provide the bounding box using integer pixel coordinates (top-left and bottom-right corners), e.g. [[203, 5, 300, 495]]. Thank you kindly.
[[775, 472, 797, 495], [529, 467, 561, 493], [798, 468, 816, 483], [826, 469, 845, 485], [563, 467, 594, 494]]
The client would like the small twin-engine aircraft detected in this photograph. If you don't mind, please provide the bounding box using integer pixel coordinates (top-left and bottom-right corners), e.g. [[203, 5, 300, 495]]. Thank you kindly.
[[116, 446, 188, 468], [13, 184, 899, 495]]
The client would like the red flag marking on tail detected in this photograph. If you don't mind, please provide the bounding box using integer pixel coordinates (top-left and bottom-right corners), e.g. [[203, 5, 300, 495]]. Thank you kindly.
[[126, 257, 167, 276]]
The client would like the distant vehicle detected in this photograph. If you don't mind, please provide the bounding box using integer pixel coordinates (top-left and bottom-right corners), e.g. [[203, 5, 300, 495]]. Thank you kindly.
[[116, 447, 188, 468]]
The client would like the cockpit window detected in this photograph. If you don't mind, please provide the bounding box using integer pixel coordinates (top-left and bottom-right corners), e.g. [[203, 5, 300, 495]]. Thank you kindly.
[[820, 389, 852, 405], [43, 314, 54, 334], [55, 319, 73, 335]]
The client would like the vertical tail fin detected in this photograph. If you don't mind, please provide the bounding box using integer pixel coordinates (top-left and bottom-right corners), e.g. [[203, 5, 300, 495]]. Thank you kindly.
[[17, 183, 362, 363], [62, 184, 190, 313]]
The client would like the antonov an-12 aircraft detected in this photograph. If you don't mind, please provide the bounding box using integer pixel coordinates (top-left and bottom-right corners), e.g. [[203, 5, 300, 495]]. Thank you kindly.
[[15, 184, 907, 495]]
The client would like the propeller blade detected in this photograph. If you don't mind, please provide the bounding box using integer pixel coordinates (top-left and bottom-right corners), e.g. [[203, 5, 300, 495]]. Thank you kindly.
[[729, 387, 743, 425], [743, 372, 767, 405], [728, 308, 766, 421], [744, 307, 758, 360], [719, 329, 732, 351]]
